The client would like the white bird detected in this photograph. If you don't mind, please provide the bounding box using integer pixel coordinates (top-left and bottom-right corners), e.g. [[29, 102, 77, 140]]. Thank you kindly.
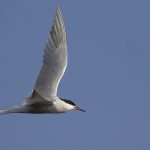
[[0, 7, 85, 115]]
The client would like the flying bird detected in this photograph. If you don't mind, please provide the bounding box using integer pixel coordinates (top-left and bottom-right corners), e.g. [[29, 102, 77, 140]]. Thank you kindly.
[[0, 7, 85, 115]]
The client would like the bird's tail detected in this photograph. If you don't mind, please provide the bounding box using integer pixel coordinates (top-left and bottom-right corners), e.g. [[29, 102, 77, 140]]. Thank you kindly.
[[0, 109, 11, 115], [0, 107, 24, 115]]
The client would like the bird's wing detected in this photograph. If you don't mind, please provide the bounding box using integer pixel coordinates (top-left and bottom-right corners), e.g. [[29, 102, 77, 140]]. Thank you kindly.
[[26, 7, 67, 105]]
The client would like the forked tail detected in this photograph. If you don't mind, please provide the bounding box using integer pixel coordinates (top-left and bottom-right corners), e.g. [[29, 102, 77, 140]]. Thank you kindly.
[[0, 107, 24, 115], [0, 109, 11, 115]]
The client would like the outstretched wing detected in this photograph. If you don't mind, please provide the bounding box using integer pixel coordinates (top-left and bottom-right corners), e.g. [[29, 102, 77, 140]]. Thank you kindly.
[[27, 7, 67, 104]]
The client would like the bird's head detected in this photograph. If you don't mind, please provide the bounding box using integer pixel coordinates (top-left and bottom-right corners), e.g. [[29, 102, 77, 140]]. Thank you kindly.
[[60, 98, 85, 112]]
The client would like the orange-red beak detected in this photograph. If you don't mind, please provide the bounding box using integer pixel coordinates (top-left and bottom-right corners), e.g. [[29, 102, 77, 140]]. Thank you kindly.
[[74, 106, 86, 112]]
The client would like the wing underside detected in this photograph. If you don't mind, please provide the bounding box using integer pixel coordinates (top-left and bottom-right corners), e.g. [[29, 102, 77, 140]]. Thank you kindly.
[[26, 7, 67, 104]]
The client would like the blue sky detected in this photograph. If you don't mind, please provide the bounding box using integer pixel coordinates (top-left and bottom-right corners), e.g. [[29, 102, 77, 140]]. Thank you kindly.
[[0, 0, 150, 150]]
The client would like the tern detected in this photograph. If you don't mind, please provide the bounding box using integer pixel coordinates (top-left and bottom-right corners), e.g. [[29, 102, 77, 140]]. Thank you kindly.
[[0, 7, 85, 115]]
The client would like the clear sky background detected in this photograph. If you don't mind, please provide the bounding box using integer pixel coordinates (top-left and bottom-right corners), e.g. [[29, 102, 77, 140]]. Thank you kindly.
[[0, 0, 150, 150]]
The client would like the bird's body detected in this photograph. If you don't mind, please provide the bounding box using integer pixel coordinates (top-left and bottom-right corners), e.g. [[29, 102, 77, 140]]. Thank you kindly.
[[0, 7, 85, 115], [0, 98, 73, 114]]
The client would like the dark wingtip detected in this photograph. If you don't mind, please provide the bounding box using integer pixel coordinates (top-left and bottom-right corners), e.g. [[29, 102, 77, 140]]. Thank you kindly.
[[56, 6, 61, 13]]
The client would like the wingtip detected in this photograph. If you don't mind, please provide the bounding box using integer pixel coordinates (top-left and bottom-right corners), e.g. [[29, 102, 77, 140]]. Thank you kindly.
[[56, 6, 61, 13], [54, 6, 64, 27]]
